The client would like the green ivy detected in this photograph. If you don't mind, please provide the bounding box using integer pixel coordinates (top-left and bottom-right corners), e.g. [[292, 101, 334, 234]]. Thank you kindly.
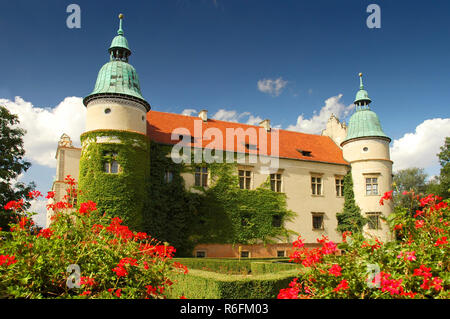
[[144, 144, 295, 256], [78, 130, 150, 230]]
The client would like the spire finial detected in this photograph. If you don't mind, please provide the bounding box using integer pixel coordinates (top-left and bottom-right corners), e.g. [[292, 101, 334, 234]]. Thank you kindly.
[[359, 72, 364, 89], [118, 13, 124, 35]]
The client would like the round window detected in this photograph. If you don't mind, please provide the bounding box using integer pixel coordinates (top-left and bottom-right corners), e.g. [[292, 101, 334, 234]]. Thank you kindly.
[[363, 147, 369, 152], [104, 108, 111, 114]]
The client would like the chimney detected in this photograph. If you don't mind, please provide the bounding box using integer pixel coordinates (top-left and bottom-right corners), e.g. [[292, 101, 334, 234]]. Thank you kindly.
[[198, 109, 208, 122], [259, 119, 271, 132]]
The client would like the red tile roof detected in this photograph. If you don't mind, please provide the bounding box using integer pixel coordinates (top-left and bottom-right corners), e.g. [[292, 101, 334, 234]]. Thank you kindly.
[[147, 110, 348, 166]]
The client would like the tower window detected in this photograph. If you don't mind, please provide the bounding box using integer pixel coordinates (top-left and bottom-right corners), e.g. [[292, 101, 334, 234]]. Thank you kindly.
[[239, 169, 252, 189], [270, 173, 282, 192], [104, 152, 120, 174], [272, 214, 282, 228], [195, 166, 208, 187], [366, 177, 379, 195], [164, 170, 173, 183], [311, 176, 322, 195], [104, 108, 111, 114], [336, 177, 344, 197], [367, 212, 381, 229], [363, 147, 369, 152]]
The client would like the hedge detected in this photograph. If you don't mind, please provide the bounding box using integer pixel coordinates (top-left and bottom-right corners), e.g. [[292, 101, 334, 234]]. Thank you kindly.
[[172, 258, 292, 275], [167, 268, 299, 299]]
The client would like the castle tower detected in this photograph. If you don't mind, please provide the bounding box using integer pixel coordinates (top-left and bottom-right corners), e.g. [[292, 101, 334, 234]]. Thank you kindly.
[[78, 14, 150, 229], [341, 73, 393, 241]]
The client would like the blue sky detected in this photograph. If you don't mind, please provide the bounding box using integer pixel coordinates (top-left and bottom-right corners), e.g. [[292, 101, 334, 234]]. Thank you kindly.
[[1, 0, 449, 226]]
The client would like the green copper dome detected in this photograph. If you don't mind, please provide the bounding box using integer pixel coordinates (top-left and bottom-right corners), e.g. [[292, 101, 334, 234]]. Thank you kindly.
[[354, 73, 372, 104], [83, 14, 150, 110], [342, 73, 389, 144]]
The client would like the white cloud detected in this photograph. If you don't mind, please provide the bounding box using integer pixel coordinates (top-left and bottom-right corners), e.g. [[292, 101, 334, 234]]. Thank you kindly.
[[391, 118, 450, 172], [257, 77, 288, 97], [181, 108, 197, 116], [29, 199, 48, 228], [0, 96, 86, 168], [286, 94, 354, 134], [212, 109, 264, 126]]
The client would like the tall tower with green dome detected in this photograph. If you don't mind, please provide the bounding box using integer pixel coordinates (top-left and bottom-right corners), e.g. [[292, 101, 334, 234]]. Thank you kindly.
[[341, 73, 393, 241], [78, 14, 150, 229]]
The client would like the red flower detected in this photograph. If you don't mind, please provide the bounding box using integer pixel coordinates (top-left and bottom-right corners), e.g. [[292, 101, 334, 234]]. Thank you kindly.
[[4, 199, 24, 211], [79, 201, 97, 216], [0, 255, 17, 267], [80, 290, 91, 296], [379, 190, 393, 206], [415, 220, 425, 229], [434, 236, 447, 247], [80, 276, 96, 287], [45, 191, 55, 199], [328, 264, 342, 277], [333, 279, 349, 292], [27, 190, 42, 199], [37, 228, 54, 239], [112, 265, 128, 277]]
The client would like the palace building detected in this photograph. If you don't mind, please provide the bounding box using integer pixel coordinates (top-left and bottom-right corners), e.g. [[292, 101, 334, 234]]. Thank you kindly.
[[47, 15, 393, 258]]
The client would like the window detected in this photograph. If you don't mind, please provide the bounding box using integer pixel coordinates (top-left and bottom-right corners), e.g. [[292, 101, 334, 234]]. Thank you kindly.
[[104, 108, 111, 114], [240, 251, 250, 258], [196, 251, 206, 258], [366, 177, 379, 195], [270, 173, 282, 192], [164, 170, 173, 183], [336, 177, 344, 197], [311, 176, 322, 195], [312, 213, 324, 230], [239, 170, 252, 189], [277, 250, 286, 258], [367, 212, 381, 230], [272, 215, 282, 228], [195, 166, 208, 187], [104, 152, 120, 174], [241, 213, 251, 227]]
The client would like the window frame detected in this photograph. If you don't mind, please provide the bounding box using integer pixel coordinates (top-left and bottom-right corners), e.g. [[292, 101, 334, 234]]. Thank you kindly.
[[103, 152, 121, 174], [195, 250, 207, 258], [270, 172, 283, 192], [238, 169, 252, 190], [335, 176, 344, 197], [194, 166, 209, 187], [312, 212, 325, 230], [311, 175, 323, 196], [365, 176, 379, 196], [366, 212, 381, 230]]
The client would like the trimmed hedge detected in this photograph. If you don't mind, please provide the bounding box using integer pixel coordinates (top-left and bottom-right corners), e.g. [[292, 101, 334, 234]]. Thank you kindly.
[[250, 261, 300, 275], [172, 258, 292, 275], [168, 269, 299, 299]]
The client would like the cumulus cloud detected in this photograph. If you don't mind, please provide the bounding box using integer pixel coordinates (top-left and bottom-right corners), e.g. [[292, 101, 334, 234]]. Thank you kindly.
[[0, 96, 86, 168], [390, 118, 450, 172], [286, 94, 354, 134], [257, 77, 288, 97], [181, 108, 197, 116], [29, 199, 48, 228], [212, 109, 264, 126]]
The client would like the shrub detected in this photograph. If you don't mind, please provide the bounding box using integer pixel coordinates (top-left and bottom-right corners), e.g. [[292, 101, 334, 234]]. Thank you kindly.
[[278, 191, 449, 299], [168, 268, 298, 299], [0, 176, 188, 299]]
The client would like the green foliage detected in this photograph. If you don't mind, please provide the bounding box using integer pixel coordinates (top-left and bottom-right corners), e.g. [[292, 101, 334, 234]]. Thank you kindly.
[[280, 193, 449, 299], [144, 144, 295, 256], [167, 268, 298, 299], [336, 171, 367, 233], [0, 105, 35, 231], [437, 137, 450, 199], [393, 167, 428, 209], [78, 130, 150, 230], [0, 185, 185, 299]]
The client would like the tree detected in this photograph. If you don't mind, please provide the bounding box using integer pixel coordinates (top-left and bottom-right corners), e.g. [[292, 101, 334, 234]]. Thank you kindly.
[[336, 171, 367, 233], [393, 167, 428, 208], [0, 105, 35, 230], [437, 137, 450, 199]]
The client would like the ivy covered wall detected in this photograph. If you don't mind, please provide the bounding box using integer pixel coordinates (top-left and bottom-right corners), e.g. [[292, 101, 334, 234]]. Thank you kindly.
[[144, 143, 295, 256], [78, 130, 150, 230]]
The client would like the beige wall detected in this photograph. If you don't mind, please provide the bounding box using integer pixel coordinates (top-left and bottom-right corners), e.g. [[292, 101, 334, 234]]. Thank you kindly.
[[85, 98, 147, 134], [182, 155, 350, 245], [343, 138, 393, 242]]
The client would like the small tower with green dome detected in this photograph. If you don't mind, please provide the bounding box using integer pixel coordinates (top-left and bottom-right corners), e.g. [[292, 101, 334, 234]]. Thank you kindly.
[[78, 14, 150, 230], [341, 73, 393, 241]]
